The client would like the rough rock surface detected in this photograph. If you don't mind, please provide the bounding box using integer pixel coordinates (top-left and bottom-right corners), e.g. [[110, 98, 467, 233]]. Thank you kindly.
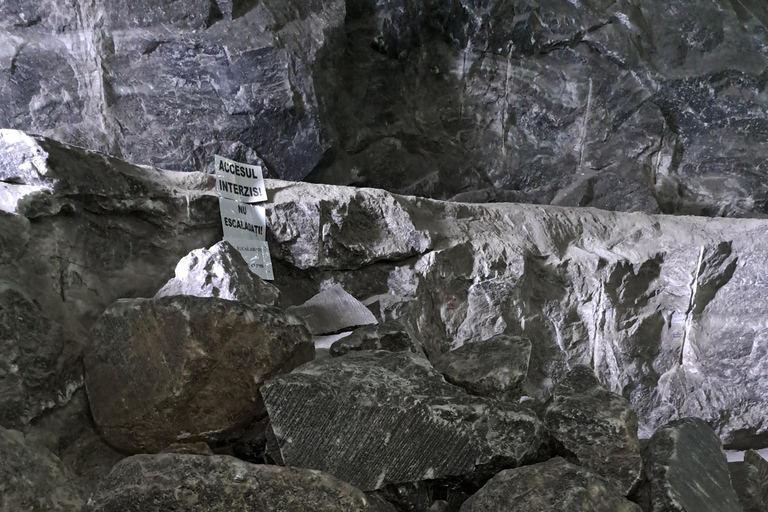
[[86, 453, 397, 512], [0, 0, 344, 181], [459, 457, 642, 512], [0, 426, 84, 512], [639, 417, 742, 512], [543, 365, 642, 496], [4, 1, 768, 216], [730, 450, 768, 512], [155, 240, 280, 307], [432, 334, 531, 402], [261, 350, 546, 491], [85, 296, 313, 453], [265, 179, 768, 448], [329, 320, 421, 357], [0, 131, 221, 437]]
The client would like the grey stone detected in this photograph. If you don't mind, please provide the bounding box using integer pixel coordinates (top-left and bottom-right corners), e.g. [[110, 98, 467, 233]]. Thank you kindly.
[[85, 296, 313, 453], [730, 450, 768, 512], [286, 284, 378, 335], [261, 350, 545, 491], [639, 417, 743, 512], [459, 457, 642, 512], [86, 453, 397, 512], [432, 334, 531, 402], [0, 426, 84, 512], [329, 320, 421, 357], [427, 501, 450, 512], [265, 179, 768, 447], [745, 450, 768, 509], [155, 240, 281, 307], [0, 1, 345, 181], [543, 365, 642, 496]]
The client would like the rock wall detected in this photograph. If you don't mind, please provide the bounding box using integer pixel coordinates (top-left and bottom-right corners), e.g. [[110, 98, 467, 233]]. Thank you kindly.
[[3, 0, 768, 215]]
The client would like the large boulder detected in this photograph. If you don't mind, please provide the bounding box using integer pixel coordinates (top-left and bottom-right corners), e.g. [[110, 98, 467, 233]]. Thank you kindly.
[[638, 417, 743, 512], [459, 457, 642, 512], [85, 296, 313, 453], [543, 365, 643, 496], [155, 240, 281, 307], [86, 453, 396, 512], [0, 426, 84, 512], [260, 350, 546, 491]]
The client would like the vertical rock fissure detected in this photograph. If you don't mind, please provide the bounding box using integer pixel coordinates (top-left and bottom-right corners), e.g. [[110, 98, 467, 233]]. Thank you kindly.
[[679, 246, 705, 365], [578, 78, 593, 171]]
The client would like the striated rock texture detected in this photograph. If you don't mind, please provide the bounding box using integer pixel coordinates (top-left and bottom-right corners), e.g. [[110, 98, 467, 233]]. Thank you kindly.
[[543, 365, 642, 496], [86, 453, 397, 512], [639, 417, 743, 512], [85, 296, 313, 453], [433, 334, 531, 402], [4, 1, 768, 216], [261, 350, 546, 491], [265, 179, 768, 448], [155, 240, 281, 307], [0, 426, 84, 512], [459, 457, 642, 512]]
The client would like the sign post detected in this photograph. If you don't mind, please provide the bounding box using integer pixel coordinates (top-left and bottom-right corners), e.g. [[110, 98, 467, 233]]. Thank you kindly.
[[214, 155, 274, 280]]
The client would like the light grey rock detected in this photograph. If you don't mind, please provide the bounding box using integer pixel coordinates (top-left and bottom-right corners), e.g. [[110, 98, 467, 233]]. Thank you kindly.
[[286, 284, 378, 335], [427, 501, 450, 512], [543, 365, 642, 496], [85, 296, 313, 453], [156, 240, 281, 307], [0, 0, 345, 181], [0, 426, 84, 512], [432, 334, 531, 402], [639, 417, 743, 512], [265, 179, 768, 447], [260, 350, 546, 491], [86, 453, 397, 512], [329, 320, 421, 357], [459, 457, 642, 512]]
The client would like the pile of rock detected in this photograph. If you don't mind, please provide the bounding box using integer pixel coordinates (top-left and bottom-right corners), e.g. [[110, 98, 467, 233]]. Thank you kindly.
[[3, 132, 768, 511]]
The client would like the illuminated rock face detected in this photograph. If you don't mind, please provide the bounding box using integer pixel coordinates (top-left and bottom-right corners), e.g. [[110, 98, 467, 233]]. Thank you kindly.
[[3, 0, 768, 216]]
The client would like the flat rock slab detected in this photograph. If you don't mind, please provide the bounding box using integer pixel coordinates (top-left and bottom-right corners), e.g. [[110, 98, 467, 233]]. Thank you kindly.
[[86, 453, 396, 512], [0, 426, 84, 512], [544, 365, 642, 496], [329, 320, 421, 357], [85, 296, 313, 453], [432, 334, 531, 402], [261, 351, 545, 491], [459, 457, 642, 512], [156, 240, 280, 307], [640, 417, 743, 512], [286, 284, 378, 335]]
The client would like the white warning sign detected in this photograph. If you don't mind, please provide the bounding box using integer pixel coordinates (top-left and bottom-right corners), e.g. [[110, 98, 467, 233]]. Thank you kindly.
[[214, 155, 267, 203], [219, 197, 266, 241], [228, 238, 274, 281]]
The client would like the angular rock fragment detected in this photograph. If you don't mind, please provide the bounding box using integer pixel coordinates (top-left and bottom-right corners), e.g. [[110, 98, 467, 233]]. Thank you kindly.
[[85, 296, 313, 453], [329, 320, 421, 357], [543, 365, 642, 496], [286, 284, 378, 335], [639, 417, 742, 512], [432, 335, 531, 402], [0, 282, 82, 429], [459, 457, 642, 512], [0, 426, 84, 512], [261, 351, 546, 491], [730, 450, 768, 512], [86, 453, 396, 512], [155, 240, 280, 307]]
